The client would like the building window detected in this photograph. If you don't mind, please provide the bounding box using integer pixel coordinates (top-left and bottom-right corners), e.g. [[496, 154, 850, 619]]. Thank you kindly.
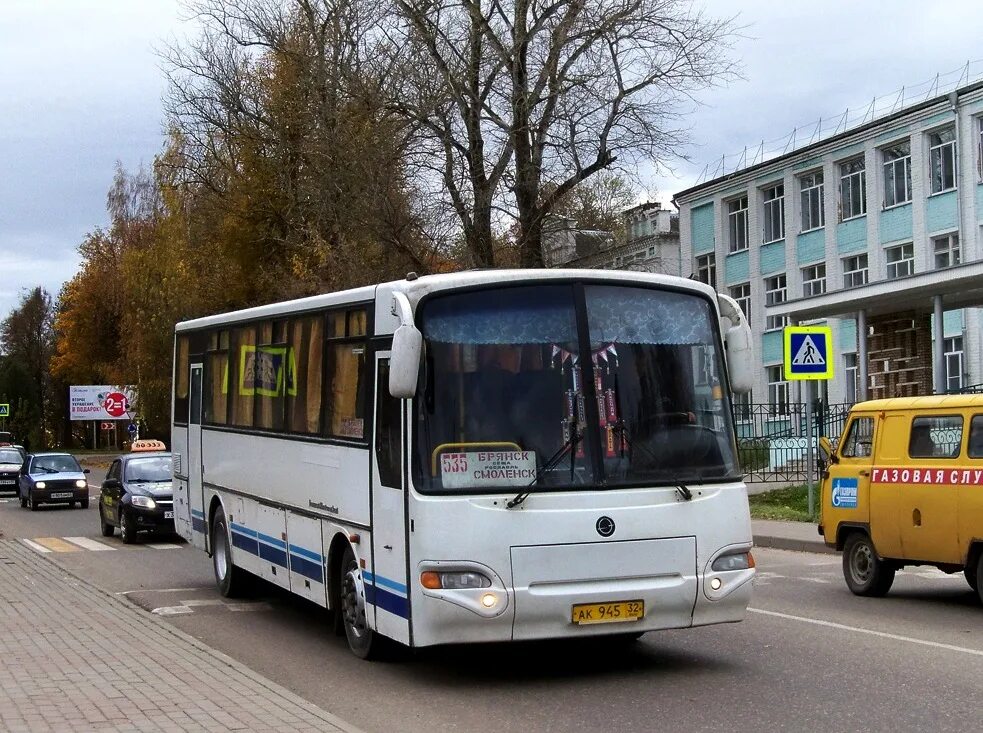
[[728, 195, 749, 253], [732, 391, 752, 423], [767, 365, 789, 416], [882, 141, 912, 207], [695, 253, 716, 287], [842, 254, 869, 289], [929, 127, 957, 194], [978, 117, 983, 180], [933, 232, 960, 269], [800, 171, 825, 232], [945, 336, 964, 392], [844, 352, 858, 404], [729, 282, 751, 321], [839, 158, 866, 220], [801, 263, 826, 297], [762, 183, 785, 243], [885, 242, 914, 279], [764, 274, 788, 331]]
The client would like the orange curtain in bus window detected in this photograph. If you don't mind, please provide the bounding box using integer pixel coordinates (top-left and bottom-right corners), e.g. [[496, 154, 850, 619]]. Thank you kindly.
[[232, 327, 256, 427], [329, 343, 365, 439], [205, 352, 228, 425], [287, 317, 322, 434]]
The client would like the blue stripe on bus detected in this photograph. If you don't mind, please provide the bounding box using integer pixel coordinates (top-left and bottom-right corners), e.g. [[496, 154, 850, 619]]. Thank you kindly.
[[191, 508, 204, 518], [257, 531, 287, 550], [289, 554, 324, 583], [191, 516, 206, 534], [364, 581, 409, 619], [363, 571, 407, 596], [230, 530, 259, 556], [231, 522, 257, 537], [258, 543, 289, 569], [289, 543, 322, 563]]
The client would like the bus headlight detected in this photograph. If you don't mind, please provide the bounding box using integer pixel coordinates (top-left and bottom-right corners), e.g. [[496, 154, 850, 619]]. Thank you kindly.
[[711, 551, 755, 572], [421, 571, 491, 589]]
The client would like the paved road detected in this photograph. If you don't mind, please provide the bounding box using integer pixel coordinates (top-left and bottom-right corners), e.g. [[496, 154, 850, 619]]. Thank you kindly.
[[2, 492, 981, 733]]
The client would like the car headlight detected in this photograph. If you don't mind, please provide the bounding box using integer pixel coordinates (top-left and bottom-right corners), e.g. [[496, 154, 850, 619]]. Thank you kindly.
[[711, 551, 755, 572], [75, 479, 87, 488], [35, 481, 46, 489], [131, 495, 156, 509], [420, 571, 491, 589]]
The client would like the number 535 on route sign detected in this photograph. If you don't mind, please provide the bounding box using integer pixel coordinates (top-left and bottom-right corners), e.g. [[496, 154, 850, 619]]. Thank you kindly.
[[783, 326, 834, 381]]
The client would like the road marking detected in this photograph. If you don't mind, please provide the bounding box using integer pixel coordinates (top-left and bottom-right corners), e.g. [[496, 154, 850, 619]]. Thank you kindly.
[[21, 539, 52, 554], [145, 543, 183, 550], [151, 606, 194, 616], [750, 608, 983, 658], [33, 537, 81, 553], [64, 537, 115, 551], [116, 587, 208, 596]]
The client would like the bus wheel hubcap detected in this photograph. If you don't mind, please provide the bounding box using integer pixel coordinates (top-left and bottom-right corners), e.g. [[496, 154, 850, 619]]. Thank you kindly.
[[342, 568, 367, 638]]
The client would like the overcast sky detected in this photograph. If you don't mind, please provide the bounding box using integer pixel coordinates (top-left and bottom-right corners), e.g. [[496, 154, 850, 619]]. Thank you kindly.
[[1, 0, 982, 321]]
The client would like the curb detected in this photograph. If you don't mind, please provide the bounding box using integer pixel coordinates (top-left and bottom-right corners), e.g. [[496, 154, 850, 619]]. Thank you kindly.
[[753, 535, 835, 555]]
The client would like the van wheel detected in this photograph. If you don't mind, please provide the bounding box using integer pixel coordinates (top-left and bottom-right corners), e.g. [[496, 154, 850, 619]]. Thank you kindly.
[[843, 533, 895, 597], [340, 547, 380, 660], [974, 557, 983, 605], [965, 566, 979, 593], [211, 506, 246, 598]]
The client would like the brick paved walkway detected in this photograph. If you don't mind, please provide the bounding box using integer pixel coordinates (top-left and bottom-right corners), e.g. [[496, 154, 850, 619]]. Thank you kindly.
[[0, 540, 364, 733]]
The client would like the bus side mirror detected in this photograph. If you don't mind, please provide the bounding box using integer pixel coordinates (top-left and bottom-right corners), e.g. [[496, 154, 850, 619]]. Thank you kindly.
[[389, 291, 422, 399], [717, 293, 753, 394]]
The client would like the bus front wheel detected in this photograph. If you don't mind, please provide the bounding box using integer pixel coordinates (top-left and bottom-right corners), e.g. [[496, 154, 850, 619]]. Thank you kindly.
[[843, 533, 895, 597], [340, 547, 379, 659], [212, 506, 246, 598]]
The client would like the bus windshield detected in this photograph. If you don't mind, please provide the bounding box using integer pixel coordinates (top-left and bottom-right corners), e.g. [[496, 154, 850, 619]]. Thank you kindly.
[[414, 283, 739, 494]]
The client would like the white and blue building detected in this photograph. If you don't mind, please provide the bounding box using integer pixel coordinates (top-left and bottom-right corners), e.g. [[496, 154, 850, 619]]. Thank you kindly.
[[675, 80, 983, 410]]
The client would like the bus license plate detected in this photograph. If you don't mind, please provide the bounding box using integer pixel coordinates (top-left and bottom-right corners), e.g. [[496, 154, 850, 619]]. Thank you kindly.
[[51, 492, 73, 499], [164, 511, 173, 519], [572, 600, 644, 625]]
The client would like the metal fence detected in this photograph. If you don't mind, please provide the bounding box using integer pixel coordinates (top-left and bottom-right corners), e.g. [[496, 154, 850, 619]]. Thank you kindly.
[[734, 401, 853, 483]]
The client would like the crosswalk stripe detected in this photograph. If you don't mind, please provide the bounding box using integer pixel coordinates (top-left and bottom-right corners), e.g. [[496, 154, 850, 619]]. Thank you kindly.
[[33, 537, 82, 553], [145, 543, 183, 550], [21, 539, 52, 554], [64, 537, 116, 552]]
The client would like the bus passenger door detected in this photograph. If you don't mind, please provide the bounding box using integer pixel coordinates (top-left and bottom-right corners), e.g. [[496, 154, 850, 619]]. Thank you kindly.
[[186, 363, 206, 550], [369, 354, 410, 645]]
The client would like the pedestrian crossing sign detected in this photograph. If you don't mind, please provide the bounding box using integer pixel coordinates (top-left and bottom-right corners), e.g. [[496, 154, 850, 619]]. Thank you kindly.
[[0, 404, 8, 417], [784, 326, 834, 380]]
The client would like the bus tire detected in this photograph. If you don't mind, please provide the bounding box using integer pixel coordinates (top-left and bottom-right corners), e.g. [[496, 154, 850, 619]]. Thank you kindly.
[[843, 533, 894, 597], [211, 506, 246, 598], [340, 546, 379, 660]]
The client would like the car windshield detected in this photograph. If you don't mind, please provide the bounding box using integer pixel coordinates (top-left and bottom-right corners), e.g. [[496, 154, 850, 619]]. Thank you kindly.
[[0, 449, 22, 464], [413, 283, 739, 494], [33, 455, 82, 473], [125, 456, 172, 482]]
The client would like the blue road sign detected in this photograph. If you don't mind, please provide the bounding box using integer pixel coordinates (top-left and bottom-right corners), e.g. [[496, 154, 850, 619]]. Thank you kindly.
[[783, 326, 834, 380], [127, 422, 138, 435]]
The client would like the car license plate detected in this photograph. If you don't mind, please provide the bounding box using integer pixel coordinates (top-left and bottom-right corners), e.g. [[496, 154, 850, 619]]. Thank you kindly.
[[0, 479, 15, 485], [164, 511, 174, 519], [571, 599, 644, 625], [50, 492, 73, 499]]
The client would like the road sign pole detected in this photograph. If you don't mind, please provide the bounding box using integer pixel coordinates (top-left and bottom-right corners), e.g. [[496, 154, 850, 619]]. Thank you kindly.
[[805, 380, 815, 520]]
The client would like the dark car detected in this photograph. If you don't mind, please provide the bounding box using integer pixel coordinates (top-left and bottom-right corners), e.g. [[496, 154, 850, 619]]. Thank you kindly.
[[99, 452, 174, 543], [0, 448, 23, 494], [19, 453, 90, 510]]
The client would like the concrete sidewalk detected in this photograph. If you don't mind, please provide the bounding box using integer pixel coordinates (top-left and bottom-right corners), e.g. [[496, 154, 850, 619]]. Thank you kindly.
[[752, 519, 832, 554], [0, 539, 364, 733]]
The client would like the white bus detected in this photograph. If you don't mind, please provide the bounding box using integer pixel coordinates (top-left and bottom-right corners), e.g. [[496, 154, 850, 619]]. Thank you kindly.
[[171, 269, 755, 658]]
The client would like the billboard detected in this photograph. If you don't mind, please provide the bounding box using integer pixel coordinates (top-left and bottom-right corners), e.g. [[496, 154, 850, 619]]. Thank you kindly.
[[69, 385, 138, 421]]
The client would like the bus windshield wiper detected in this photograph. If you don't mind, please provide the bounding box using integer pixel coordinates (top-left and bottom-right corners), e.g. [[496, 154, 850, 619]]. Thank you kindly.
[[612, 421, 693, 502], [506, 427, 582, 510]]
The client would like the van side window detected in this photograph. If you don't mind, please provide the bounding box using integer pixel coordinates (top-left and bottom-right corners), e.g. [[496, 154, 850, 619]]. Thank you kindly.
[[840, 417, 874, 458], [908, 416, 963, 458], [968, 416, 983, 458]]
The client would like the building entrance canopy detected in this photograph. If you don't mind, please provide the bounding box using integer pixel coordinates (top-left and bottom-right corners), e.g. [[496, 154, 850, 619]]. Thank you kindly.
[[768, 260, 983, 399]]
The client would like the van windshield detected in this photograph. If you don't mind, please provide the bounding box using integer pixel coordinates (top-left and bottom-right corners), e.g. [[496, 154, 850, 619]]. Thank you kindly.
[[413, 284, 739, 494]]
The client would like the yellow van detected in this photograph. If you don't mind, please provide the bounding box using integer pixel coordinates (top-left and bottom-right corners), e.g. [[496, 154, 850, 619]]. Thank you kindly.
[[819, 395, 983, 603]]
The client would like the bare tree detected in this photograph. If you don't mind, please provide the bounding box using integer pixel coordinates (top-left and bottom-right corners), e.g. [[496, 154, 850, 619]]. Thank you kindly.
[[392, 0, 736, 267]]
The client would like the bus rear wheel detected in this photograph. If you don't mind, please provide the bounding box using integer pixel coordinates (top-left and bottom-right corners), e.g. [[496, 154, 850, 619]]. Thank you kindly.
[[340, 547, 379, 659], [211, 506, 246, 598], [843, 533, 895, 597]]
